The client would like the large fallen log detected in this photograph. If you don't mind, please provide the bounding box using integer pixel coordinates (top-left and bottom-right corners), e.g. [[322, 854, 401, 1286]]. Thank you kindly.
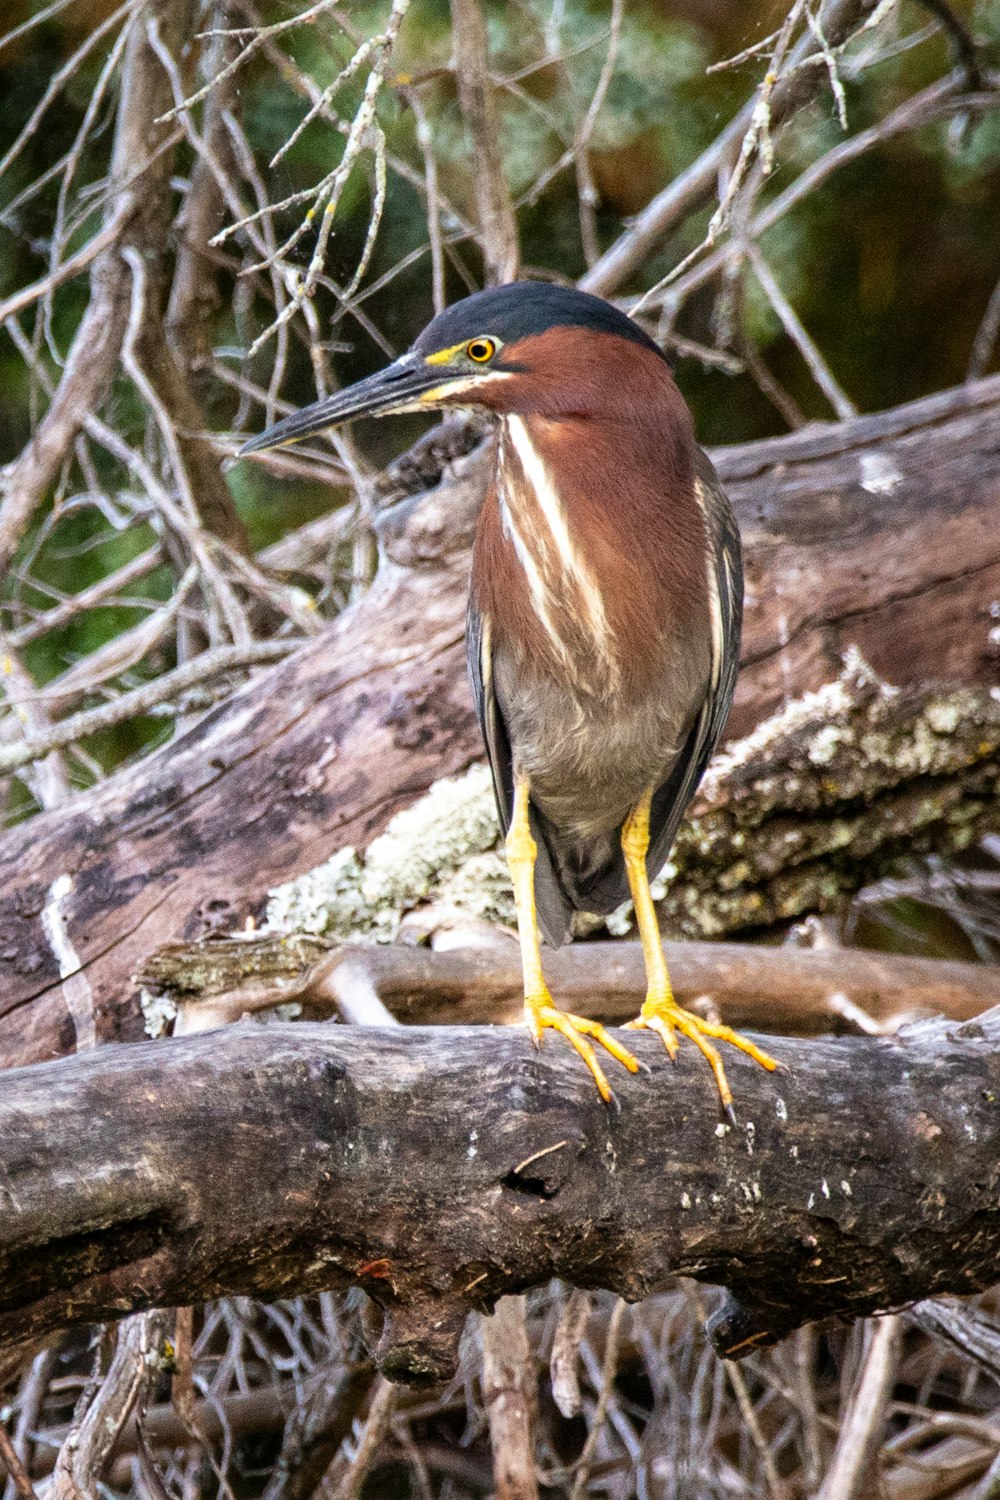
[[2, 1013, 1000, 1382], [0, 376, 998, 1068]]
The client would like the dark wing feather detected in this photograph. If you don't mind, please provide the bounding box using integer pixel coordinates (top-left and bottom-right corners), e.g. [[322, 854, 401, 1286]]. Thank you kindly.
[[466, 599, 574, 946], [644, 447, 743, 885]]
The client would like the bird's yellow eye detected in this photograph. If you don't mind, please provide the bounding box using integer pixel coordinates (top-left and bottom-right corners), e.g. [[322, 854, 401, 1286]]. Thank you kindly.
[[466, 337, 496, 363]]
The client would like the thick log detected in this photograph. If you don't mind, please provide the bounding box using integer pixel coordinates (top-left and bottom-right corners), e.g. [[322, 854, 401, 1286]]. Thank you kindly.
[[0, 377, 998, 1067], [2, 1015, 1000, 1382]]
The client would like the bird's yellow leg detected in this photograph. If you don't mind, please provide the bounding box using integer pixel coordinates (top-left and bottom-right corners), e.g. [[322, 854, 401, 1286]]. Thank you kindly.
[[507, 777, 639, 1103], [622, 788, 778, 1117]]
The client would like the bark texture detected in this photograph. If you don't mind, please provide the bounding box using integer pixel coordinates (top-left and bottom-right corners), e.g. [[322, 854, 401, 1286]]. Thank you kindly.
[[2, 1015, 1000, 1382], [0, 377, 998, 1068]]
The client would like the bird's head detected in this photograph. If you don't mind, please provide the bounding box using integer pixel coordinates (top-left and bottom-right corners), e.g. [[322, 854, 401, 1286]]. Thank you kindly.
[[238, 282, 674, 456]]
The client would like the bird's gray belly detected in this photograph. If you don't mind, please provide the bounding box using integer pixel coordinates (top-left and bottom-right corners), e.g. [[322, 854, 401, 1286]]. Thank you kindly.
[[493, 642, 705, 841]]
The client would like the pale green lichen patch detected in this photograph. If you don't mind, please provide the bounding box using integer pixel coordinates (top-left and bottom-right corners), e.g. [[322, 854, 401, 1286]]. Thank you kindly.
[[140, 986, 178, 1038], [266, 763, 501, 940], [267, 846, 369, 937], [263, 655, 1000, 947], [435, 850, 515, 927]]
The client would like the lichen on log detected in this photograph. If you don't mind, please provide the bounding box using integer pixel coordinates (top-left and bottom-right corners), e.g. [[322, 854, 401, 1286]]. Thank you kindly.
[[261, 653, 1000, 947]]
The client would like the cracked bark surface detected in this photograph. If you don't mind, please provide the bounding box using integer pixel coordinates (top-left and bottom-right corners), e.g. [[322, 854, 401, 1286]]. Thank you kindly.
[[2, 1014, 999, 1383], [0, 376, 997, 1070]]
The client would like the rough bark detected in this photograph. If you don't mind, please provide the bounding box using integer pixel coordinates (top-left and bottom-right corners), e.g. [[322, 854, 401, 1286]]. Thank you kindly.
[[2, 1014, 1000, 1383], [0, 377, 998, 1069]]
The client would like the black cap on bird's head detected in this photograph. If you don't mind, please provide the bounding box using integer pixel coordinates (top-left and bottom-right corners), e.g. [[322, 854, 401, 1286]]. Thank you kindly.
[[411, 281, 664, 362], [238, 282, 667, 456]]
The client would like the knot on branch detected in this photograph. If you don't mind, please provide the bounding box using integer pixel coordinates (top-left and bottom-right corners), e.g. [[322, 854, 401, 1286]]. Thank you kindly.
[[373, 1296, 476, 1387]]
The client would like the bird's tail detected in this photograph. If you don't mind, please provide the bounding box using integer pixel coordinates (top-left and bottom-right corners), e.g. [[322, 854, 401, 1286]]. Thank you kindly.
[[532, 815, 630, 948], [529, 806, 576, 948]]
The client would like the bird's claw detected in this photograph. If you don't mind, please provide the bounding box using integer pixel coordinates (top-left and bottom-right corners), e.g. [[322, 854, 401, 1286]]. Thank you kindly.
[[628, 996, 778, 1118], [524, 993, 639, 1104], [625, 1009, 679, 1059]]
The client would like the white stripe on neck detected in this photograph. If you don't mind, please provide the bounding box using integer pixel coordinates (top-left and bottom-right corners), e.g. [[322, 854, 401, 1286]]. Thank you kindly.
[[501, 416, 617, 679]]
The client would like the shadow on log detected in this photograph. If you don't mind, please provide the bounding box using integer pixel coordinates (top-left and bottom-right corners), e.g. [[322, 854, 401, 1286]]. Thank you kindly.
[[2, 1014, 1000, 1383]]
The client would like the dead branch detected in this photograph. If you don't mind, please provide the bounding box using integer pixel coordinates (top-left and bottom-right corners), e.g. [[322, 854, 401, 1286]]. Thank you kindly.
[[136, 933, 1000, 1040], [450, 0, 519, 283], [2, 1013, 1000, 1384], [581, 0, 877, 298], [479, 1297, 538, 1500], [49, 1312, 169, 1500], [815, 1316, 903, 1500], [0, 0, 192, 574], [0, 1420, 37, 1500]]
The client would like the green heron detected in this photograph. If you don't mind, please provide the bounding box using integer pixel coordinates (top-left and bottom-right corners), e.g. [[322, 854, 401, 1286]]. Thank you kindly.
[[241, 282, 777, 1113]]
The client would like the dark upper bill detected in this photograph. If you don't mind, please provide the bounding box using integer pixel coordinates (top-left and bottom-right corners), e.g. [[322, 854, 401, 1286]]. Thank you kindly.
[[238, 354, 469, 456]]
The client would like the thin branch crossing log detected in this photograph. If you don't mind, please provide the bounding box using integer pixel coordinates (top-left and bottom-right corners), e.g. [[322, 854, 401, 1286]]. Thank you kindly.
[[139, 933, 1000, 1036], [2, 1015, 1000, 1383]]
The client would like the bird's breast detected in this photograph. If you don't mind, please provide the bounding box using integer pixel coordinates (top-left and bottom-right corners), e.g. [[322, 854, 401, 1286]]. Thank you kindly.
[[491, 632, 706, 839], [488, 415, 630, 695], [470, 411, 716, 833]]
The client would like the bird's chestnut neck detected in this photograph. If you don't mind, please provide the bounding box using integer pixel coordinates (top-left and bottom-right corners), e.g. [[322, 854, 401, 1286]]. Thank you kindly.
[[467, 325, 690, 433]]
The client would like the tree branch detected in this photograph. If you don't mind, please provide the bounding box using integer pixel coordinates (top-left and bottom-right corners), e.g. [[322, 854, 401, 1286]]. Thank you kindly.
[[2, 1014, 1000, 1383], [580, 0, 874, 297], [450, 0, 519, 283], [136, 932, 1000, 1039], [0, 0, 194, 576]]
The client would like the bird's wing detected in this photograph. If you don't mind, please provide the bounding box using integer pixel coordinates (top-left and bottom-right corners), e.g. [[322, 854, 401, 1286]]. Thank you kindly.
[[466, 600, 513, 836], [644, 447, 744, 883], [467, 598, 574, 946]]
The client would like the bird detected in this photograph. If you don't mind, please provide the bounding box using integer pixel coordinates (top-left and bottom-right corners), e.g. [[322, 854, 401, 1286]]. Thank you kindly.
[[240, 280, 777, 1114]]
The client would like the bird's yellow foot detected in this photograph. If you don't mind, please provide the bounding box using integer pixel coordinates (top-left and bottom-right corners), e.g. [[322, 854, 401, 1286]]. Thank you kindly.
[[525, 991, 639, 1103], [626, 995, 778, 1120]]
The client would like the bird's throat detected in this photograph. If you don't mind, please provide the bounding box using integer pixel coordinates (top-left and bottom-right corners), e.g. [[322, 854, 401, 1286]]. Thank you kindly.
[[494, 415, 622, 692]]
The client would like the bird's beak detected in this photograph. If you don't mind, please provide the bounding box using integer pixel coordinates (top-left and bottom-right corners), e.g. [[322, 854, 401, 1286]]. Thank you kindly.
[[238, 355, 479, 456]]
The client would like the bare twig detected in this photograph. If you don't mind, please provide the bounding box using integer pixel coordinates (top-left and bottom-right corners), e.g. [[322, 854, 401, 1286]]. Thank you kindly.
[[450, 0, 519, 284], [7, 545, 165, 649], [51, 1312, 170, 1500], [0, 640, 296, 775], [725, 1356, 787, 1500], [0, 1422, 39, 1500], [1, 1349, 58, 1500], [550, 1290, 592, 1420], [400, 86, 446, 314], [0, 0, 189, 576], [480, 1298, 539, 1500], [0, 209, 131, 326], [569, 1299, 626, 1500], [1, 628, 71, 808], [969, 273, 1000, 382], [644, 72, 1000, 320], [745, 242, 857, 419], [816, 1316, 904, 1500], [324, 1378, 397, 1500], [572, 0, 623, 268]]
